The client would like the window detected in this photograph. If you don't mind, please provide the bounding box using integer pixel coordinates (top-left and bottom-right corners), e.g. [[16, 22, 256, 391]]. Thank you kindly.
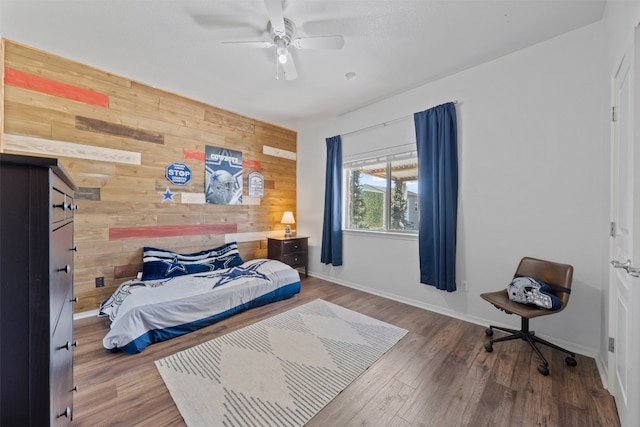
[[344, 150, 418, 233]]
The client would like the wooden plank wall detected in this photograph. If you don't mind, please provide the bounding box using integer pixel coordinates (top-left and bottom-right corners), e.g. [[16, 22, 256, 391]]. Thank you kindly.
[[0, 39, 298, 313]]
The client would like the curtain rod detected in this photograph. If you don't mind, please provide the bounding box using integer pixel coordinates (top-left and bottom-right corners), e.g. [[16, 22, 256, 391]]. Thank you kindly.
[[341, 100, 458, 138]]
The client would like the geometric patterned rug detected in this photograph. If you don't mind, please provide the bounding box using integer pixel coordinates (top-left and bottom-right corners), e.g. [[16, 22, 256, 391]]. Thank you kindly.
[[155, 299, 408, 426]]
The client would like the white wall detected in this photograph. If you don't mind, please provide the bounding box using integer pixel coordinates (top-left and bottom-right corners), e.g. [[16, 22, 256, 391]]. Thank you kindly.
[[297, 21, 607, 357]]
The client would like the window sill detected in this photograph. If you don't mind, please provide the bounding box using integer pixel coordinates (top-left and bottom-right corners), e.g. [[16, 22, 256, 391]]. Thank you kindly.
[[343, 229, 418, 241]]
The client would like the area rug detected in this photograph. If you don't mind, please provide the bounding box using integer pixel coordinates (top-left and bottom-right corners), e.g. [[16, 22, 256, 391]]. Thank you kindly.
[[155, 299, 408, 426]]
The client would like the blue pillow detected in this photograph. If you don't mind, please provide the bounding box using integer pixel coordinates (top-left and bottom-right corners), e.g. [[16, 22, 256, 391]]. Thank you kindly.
[[141, 242, 244, 281]]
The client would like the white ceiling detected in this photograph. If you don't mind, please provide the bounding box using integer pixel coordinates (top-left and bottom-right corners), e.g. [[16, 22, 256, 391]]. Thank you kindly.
[[0, 0, 606, 129]]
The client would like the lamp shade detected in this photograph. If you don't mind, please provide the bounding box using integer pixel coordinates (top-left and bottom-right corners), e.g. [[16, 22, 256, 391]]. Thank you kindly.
[[281, 211, 295, 224]]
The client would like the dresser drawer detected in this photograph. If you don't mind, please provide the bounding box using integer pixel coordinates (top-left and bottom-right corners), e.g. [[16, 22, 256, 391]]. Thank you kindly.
[[52, 188, 68, 224], [51, 223, 74, 330], [51, 295, 75, 425], [52, 176, 76, 226]]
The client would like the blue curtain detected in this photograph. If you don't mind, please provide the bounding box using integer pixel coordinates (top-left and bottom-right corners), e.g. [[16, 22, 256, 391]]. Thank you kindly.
[[414, 102, 458, 291], [321, 135, 343, 266]]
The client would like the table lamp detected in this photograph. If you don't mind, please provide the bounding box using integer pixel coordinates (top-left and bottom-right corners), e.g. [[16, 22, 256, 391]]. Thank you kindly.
[[281, 211, 295, 238]]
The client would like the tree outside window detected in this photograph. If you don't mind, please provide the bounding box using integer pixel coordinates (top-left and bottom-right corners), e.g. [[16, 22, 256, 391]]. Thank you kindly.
[[349, 170, 366, 228], [391, 179, 408, 230]]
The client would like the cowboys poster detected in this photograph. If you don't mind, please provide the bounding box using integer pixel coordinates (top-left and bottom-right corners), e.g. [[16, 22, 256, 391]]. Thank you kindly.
[[205, 146, 243, 205]]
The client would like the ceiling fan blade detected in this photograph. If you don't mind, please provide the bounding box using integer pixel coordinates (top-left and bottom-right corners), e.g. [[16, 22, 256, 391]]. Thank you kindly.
[[264, 0, 285, 36], [221, 40, 274, 49], [282, 51, 298, 81], [292, 35, 345, 50], [191, 15, 262, 32]]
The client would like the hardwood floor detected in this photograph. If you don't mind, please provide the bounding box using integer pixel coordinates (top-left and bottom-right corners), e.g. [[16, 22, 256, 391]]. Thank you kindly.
[[71, 276, 620, 426]]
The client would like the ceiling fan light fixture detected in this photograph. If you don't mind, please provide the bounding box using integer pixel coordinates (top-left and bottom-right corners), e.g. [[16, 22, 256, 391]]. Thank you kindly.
[[276, 39, 288, 64], [277, 49, 288, 64]]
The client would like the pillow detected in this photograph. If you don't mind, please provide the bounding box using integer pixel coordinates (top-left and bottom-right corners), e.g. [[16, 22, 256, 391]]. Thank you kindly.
[[507, 276, 562, 310], [141, 241, 244, 281]]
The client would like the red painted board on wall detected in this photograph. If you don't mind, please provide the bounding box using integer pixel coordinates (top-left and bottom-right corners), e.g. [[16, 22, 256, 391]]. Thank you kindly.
[[109, 223, 237, 240], [183, 149, 205, 162], [243, 159, 261, 170], [4, 68, 110, 107]]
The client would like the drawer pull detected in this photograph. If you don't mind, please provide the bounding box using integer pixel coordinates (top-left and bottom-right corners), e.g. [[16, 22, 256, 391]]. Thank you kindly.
[[69, 203, 79, 211], [57, 407, 72, 419], [58, 340, 79, 351], [71, 385, 79, 392], [71, 246, 79, 252], [70, 297, 79, 303], [58, 265, 71, 274], [53, 201, 69, 211]]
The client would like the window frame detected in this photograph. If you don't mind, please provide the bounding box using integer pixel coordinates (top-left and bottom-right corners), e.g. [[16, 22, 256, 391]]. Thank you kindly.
[[343, 146, 419, 236]]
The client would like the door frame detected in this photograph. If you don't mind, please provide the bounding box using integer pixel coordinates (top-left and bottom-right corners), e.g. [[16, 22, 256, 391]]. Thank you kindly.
[[608, 24, 640, 427]]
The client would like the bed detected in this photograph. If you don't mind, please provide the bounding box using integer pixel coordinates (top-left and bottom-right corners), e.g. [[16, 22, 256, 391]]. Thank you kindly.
[[98, 243, 301, 354]]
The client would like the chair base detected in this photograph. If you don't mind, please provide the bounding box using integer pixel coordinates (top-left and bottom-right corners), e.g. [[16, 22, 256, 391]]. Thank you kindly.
[[484, 317, 577, 376]]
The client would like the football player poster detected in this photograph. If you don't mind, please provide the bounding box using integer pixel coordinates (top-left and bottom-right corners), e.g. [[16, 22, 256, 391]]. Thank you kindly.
[[205, 146, 243, 205]]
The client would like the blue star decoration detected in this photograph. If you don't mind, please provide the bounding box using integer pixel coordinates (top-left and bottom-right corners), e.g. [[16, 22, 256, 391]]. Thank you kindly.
[[160, 187, 175, 202], [204, 254, 244, 272], [197, 260, 271, 289], [164, 255, 187, 276]]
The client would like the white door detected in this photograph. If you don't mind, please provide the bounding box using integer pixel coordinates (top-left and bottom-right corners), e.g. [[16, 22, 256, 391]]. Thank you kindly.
[[609, 25, 640, 427]]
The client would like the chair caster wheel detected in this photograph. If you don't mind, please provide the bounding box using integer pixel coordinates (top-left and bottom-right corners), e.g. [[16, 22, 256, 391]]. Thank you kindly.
[[484, 342, 493, 352], [485, 328, 493, 336], [565, 357, 577, 367], [537, 365, 550, 376]]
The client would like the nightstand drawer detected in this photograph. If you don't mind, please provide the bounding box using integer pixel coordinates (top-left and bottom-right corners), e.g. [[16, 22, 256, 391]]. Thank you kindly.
[[282, 239, 307, 254], [282, 252, 305, 267]]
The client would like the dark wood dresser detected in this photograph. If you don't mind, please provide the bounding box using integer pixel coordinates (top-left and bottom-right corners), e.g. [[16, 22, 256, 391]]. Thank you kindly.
[[267, 236, 308, 277], [0, 153, 79, 426]]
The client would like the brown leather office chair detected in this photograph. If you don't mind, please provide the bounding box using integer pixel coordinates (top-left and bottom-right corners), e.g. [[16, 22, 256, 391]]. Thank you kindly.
[[480, 257, 576, 376]]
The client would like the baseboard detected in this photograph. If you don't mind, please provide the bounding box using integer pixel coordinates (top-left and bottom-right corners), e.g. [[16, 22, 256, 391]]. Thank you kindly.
[[308, 271, 495, 333], [595, 352, 610, 390], [307, 271, 602, 361]]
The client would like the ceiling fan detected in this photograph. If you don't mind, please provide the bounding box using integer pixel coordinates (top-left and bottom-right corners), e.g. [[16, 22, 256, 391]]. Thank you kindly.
[[221, 0, 345, 80]]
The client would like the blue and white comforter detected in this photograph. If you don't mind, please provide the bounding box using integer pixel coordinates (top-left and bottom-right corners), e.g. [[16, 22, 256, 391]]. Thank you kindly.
[[99, 259, 301, 354]]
